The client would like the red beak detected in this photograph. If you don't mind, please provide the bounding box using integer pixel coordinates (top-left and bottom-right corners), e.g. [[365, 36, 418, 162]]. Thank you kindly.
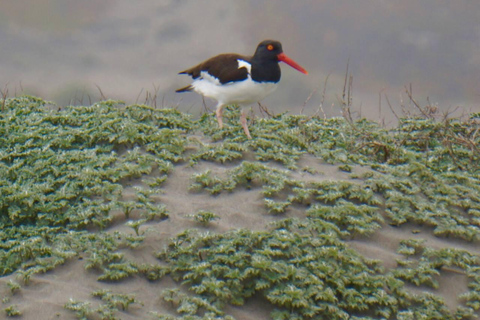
[[277, 52, 308, 75]]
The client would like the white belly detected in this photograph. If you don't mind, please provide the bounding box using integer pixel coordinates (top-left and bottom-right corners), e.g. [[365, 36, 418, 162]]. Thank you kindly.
[[191, 71, 278, 106]]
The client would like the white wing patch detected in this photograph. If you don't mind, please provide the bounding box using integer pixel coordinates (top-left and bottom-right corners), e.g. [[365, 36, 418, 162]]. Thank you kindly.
[[237, 59, 252, 74], [199, 71, 221, 85]]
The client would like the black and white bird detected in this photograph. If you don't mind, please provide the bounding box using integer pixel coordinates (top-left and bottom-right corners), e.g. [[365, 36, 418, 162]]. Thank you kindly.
[[176, 40, 308, 138]]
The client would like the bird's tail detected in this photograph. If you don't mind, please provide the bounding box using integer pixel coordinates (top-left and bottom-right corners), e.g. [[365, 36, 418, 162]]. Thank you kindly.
[[175, 85, 193, 93]]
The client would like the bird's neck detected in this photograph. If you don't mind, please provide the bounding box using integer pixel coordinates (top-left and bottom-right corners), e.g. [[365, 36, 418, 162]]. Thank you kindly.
[[250, 58, 281, 83]]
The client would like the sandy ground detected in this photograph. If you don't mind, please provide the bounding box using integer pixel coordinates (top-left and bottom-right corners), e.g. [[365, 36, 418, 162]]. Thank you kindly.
[[1, 153, 479, 319]]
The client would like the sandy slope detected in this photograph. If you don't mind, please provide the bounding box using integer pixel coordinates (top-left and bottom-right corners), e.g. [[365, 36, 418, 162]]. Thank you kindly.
[[1, 152, 479, 319]]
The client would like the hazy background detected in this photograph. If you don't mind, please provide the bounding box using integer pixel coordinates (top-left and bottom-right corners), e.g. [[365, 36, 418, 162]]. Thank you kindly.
[[1, 0, 479, 123]]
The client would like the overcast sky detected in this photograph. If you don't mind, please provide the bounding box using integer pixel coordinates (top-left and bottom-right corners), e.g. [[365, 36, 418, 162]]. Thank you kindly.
[[1, 0, 479, 122]]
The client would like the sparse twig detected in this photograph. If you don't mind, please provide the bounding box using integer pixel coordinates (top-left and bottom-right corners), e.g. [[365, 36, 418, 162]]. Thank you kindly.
[[302, 85, 318, 115], [317, 74, 330, 120], [143, 83, 160, 108], [202, 96, 209, 113], [73, 86, 89, 106], [405, 83, 430, 119], [151, 83, 160, 108], [378, 88, 385, 124], [384, 93, 400, 121], [303, 74, 330, 120], [352, 141, 391, 162], [79, 87, 86, 106], [258, 102, 274, 118], [441, 105, 461, 122], [339, 59, 354, 125], [95, 84, 107, 101], [342, 58, 349, 105], [135, 88, 144, 104], [1, 83, 8, 112]]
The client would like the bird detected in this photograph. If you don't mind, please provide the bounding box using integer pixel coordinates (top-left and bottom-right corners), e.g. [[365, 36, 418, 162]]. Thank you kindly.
[[176, 40, 308, 138]]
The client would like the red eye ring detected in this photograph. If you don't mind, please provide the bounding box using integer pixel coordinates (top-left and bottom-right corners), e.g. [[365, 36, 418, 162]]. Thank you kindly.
[[267, 44, 274, 51]]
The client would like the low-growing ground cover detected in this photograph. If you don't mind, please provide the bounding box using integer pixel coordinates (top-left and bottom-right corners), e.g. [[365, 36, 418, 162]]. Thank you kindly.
[[0, 96, 479, 319]]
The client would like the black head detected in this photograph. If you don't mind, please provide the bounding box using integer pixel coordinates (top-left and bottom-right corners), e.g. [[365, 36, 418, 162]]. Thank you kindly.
[[253, 40, 283, 61], [251, 39, 308, 80]]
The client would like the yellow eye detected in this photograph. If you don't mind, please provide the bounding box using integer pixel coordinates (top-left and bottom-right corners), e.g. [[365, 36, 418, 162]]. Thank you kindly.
[[267, 44, 274, 51]]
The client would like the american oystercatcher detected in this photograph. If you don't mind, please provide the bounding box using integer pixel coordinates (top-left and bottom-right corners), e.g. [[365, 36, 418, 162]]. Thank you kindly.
[[176, 40, 308, 138]]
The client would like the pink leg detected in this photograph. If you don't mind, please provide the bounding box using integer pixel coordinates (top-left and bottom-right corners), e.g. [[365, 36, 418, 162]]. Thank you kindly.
[[240, 109, 252, 139], [215, 103, 224, 128]]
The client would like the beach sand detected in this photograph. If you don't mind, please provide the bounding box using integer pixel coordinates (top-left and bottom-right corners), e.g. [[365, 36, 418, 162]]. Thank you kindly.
[[1, 151, 479, 319]]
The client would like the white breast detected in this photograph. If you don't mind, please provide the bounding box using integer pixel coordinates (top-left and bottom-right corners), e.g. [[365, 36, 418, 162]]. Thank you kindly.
[[191, 69, 278, 106]]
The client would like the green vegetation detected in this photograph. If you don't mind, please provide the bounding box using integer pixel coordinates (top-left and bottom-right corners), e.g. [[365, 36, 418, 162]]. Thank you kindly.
[[6, 280, 20, 295], [156, 219, 480, 320], [0, 96, 479, 319], [0, 96, 188, 280], [187, 210, 220, 225], [64, 290, 138, 320], [4, 304, 21, 317]]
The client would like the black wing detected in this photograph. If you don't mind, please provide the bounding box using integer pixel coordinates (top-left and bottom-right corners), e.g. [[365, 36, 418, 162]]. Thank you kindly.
[[178, 53, 250, 84]]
